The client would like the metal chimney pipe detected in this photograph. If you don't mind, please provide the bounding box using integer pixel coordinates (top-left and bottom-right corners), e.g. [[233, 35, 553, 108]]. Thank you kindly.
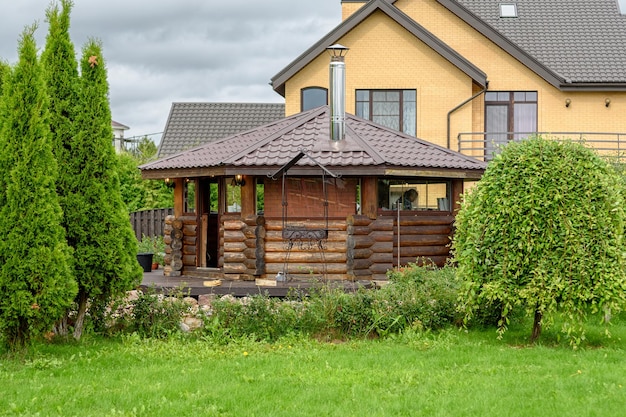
[[327, 44, 349, 141]]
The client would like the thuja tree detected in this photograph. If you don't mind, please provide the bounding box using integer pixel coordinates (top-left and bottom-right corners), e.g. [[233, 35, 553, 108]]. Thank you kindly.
[[0, 27, 77, 351], [41, 0, 79, 200], [40, 0, 80, 336], [453, 137, 626, 344], [64, 40, 142, 340]]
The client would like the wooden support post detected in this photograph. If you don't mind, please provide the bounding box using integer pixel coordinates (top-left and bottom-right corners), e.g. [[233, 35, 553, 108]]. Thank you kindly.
[[361, 177, 378, 219], [173, 178, 185, 218], [240, 176, 256, 218]]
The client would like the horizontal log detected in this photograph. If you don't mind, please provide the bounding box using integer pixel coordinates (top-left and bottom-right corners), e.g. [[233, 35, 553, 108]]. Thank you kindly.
[[397, 215, 454, 226], [182, 254, 196, 266], [350, 269, 373, 277], [265, 252, 347, 263], [180, 215, 197, 225], [256, 226, 266, 239], [223, 230, 246, 242], [163, 234, 172, 245], [347, 215, 373, 227], [263, 241, 346, 253], [396, 225, 452, 236], [224, 252, 247, 263], [243, 248, 257, 259], [182, 245, 196, 255], [244, 259, 257, 270], [370, 218, 394, 231], [393, 245, 450, 257], [397, 234, 451, 246], [370, 231, 394, 242], [263, 230, 348, 243], [351, 235, 374, 249], [183, 224, 197, 236], [264, 220, 347, 232], [170, 249, 182, 259], [165, 215, 176, 225], [264, 263, 348, 275], [223, 263, 247, 274], [370, 252, 393, 264], [244, 238, 256, 249], [243, 227, 257, 239], [396, 256, 448, 267], [243, 215, 265, 227], [163, 254, 172, 265], [183, 236, 196, 246], [370, 263, 393, 274], [171, 219, 183, 230], [352, 258, 372, 270], [224, 241, 247, 252], [223, 220, 245, 230], [170, 239, 182, 250], [352, 248, 373, 259], [347, 225, 371, 236], [371, 241, 393, 253], [171, 229, 184, 240]]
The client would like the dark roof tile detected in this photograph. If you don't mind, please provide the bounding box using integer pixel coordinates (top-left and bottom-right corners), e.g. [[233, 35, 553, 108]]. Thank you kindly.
[[141, 106, 486, 176]]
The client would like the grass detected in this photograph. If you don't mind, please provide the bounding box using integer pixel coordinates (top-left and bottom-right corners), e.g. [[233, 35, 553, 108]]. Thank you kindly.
[[1, 316, 625, 417]]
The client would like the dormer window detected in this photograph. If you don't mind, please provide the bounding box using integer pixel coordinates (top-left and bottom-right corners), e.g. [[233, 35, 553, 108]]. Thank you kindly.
[[500, 3, 518, 18]]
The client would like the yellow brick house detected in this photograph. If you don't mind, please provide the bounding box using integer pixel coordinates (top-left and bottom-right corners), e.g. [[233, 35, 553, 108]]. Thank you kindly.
[[272, 0, 626, 160]]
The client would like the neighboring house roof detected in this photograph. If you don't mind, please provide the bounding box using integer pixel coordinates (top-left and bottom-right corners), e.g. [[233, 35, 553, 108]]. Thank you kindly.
[[141, 106, 486, 178], [111, 120, 130, 130], [271, 0, 487, 96], [156, 102, 286, 158], [272, 0, 626, 93], [441, 0, 626, 89]]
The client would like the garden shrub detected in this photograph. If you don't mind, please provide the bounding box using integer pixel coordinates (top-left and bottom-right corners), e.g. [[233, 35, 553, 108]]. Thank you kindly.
[[453, 137, 626, 343]]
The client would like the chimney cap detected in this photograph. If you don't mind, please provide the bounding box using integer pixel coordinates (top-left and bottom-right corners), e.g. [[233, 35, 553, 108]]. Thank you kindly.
[[326, 44, 349, 57]]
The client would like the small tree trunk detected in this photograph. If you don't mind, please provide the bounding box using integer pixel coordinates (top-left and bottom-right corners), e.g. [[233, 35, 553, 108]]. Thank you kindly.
[[531, 309, 542, 343], [53, 316, 69, 337], [73, 290, 88, 341]]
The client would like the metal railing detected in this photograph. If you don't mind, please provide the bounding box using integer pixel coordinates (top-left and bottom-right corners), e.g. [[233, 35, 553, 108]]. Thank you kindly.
[[457, 132, 626, 162]]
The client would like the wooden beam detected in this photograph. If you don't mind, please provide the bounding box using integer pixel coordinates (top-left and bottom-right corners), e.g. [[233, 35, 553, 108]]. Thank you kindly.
[[240, 176, 256, 218], [361, 177, 378, 219]]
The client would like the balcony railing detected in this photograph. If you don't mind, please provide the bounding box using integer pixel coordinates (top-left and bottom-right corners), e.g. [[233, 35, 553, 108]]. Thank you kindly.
[[457, 132, 626, 162]]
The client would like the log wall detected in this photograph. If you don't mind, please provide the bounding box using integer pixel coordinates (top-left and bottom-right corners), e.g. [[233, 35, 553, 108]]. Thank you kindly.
[[170, 212, 454, 281]]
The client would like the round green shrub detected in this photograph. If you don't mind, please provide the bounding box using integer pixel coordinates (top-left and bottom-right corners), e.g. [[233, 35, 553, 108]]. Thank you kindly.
[[453, 137, 626, 342]]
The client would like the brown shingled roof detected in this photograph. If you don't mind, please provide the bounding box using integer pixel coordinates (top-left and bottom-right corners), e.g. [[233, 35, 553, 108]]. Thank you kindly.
[[140, 106, 486, 179]]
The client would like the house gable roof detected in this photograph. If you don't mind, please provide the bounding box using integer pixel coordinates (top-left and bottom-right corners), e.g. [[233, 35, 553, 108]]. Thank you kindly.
[[439, 0, 626, 90], [156, 102, 285, 158], [270, 0, 487, 97], [140, 105, 486, 179]]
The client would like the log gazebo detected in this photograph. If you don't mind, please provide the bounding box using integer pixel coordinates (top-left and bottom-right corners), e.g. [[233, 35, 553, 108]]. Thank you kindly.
[[140, 104, 485, 282]]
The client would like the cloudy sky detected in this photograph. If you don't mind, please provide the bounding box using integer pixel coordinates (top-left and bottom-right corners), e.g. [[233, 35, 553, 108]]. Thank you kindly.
[[0, 1, 341, 144]]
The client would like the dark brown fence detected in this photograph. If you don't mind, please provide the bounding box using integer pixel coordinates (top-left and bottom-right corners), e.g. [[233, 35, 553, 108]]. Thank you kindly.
[[130, 208, 174, 240]]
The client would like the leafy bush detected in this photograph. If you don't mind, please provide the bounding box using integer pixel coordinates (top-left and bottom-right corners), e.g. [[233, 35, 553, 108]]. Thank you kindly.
[[453, 137, 626, 343], [131, 290, 188, 339]]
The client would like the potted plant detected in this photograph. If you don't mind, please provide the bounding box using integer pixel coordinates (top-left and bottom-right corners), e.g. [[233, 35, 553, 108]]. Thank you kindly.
[[137, 235, 165, 272]]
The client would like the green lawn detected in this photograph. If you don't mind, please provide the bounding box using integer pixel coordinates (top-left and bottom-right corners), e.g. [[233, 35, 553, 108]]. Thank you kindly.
[[1, 319, 625, 417]]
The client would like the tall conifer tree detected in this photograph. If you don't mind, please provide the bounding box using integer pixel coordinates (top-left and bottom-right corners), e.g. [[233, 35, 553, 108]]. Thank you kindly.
[[41, 0, 80, 336], [0, 26, 76, 351], [67, 39, 142, 339]]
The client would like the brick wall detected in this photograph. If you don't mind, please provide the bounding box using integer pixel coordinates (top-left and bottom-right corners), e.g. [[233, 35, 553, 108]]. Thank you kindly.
[[284, 1, 626, 152], [264, 177, 358, 218]]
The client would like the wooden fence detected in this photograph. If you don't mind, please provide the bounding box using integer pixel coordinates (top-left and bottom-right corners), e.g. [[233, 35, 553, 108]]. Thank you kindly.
[[129, 208, 174, 240]]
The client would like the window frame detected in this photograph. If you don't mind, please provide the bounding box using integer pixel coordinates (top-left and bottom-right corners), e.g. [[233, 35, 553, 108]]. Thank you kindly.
[[301, 86, 328, 112], [355, 89, 416, 136], [484, 91, 537, 139]]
